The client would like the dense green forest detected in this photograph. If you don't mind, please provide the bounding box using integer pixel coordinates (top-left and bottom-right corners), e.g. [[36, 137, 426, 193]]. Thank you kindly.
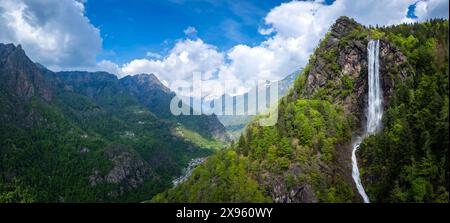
[[152, 17, 449, 203], [0, 84, 219, 202]]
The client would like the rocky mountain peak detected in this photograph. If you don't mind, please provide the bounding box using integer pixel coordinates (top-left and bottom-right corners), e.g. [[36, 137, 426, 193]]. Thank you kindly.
[[299, 17, 410, 133], [0, 43, 27, 65], [128, 73, 170, 93], [0, 43, 51, 101], [330, 16, 359, 39]]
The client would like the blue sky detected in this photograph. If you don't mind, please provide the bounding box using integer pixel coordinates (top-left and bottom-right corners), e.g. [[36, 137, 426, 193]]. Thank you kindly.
[[84, 0, 300, 64], [84, 0, 419, 66]]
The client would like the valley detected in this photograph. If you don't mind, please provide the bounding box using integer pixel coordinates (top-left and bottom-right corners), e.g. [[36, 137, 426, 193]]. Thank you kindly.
[[0, 43, 228, 202]]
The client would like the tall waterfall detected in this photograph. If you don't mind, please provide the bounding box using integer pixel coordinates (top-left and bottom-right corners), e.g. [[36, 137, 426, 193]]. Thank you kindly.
[[351, 39, 383, 203], [366, 40, 383, 134]]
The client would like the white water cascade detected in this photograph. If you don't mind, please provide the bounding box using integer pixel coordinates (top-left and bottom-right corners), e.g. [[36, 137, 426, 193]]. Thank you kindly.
[[351, 39, 383, 203]]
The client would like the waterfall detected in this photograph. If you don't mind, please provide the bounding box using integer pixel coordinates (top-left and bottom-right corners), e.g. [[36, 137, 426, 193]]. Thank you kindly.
[[351, 136, 369, 203], [366, 40, 383, 134], [351, 39, 383, 203]]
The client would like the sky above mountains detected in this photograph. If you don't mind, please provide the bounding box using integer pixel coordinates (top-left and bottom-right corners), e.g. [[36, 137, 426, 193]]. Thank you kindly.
[[0, 0, 448, 97]]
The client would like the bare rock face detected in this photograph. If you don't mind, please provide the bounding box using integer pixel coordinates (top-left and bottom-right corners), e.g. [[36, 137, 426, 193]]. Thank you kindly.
[[304, 17, 361, 98], [258, 164, 319, 203], [0, 43, 54, 128], [302, 16, 410, 131], [270, 181, 318, 203], [331, 16, 361, 39], [0, 43, 51, 101], [378, 40, 410, 103], [89, 145, 152, 198]]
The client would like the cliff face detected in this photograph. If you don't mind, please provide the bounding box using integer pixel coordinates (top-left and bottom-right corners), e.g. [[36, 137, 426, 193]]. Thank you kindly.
[[301, 16, 410, 133], [0, 43, 51, 101], [88, 145, 154, 200], [282, 16, 412, 202]]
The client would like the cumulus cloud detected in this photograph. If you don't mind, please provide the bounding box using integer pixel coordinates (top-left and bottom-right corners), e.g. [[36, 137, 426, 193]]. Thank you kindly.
[[0, 0, 102, 70], [415, 0, 449, 21], [95, 60, 122, 76], [121, 38, 224, 83], [221, 0, 446, 92]]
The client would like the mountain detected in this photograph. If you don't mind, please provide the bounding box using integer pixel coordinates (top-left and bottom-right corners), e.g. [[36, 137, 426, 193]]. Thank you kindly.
[[0, 44, 51, 102], [55, 71, 230, 142], [212, 69, 302, 139], [151, 17, 449, 203], [278, 69, 302, 96], [121, 74, 228, 141], [0, 43, 228, 202]]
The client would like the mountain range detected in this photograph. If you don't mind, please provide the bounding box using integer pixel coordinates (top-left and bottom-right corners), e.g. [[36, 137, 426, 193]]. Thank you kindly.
[[0, 43, 229, 202]]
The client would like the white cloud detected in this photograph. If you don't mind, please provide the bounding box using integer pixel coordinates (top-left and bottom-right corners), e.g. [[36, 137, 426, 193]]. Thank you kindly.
[[121, 38, 224, 84], [415, 0, 449, 21], [0, 0, 102, 70], [95, 60, 122, 77], [146, 51, 162, 59], [183, 26, 198, 36]]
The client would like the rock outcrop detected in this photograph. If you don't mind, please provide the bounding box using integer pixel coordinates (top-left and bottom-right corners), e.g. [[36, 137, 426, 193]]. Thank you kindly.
[[89, 145, 153, 198], [0, 43, 52, 101], [303, 16, 410, 132]]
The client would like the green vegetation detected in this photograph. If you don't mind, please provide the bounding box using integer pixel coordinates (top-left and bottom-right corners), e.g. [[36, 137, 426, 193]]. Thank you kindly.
[[175, 125, 225, 150], [152, 18, 448, 203], [155, 96, 356, 202], [358, 19, 449, 202], [152, 150, 270, 202], [340, 75, 355, 97], [0, 90, 220, 202], [0, 69, 225, 203]]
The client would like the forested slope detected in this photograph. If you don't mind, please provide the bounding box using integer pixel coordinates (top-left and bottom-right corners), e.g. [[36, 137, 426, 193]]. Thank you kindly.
[[0, 43, 227, 202]]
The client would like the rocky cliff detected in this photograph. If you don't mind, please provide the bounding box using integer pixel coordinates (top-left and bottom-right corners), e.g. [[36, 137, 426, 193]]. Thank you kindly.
[[0, 43, 51, 101], [300, 16, 410, 133]]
